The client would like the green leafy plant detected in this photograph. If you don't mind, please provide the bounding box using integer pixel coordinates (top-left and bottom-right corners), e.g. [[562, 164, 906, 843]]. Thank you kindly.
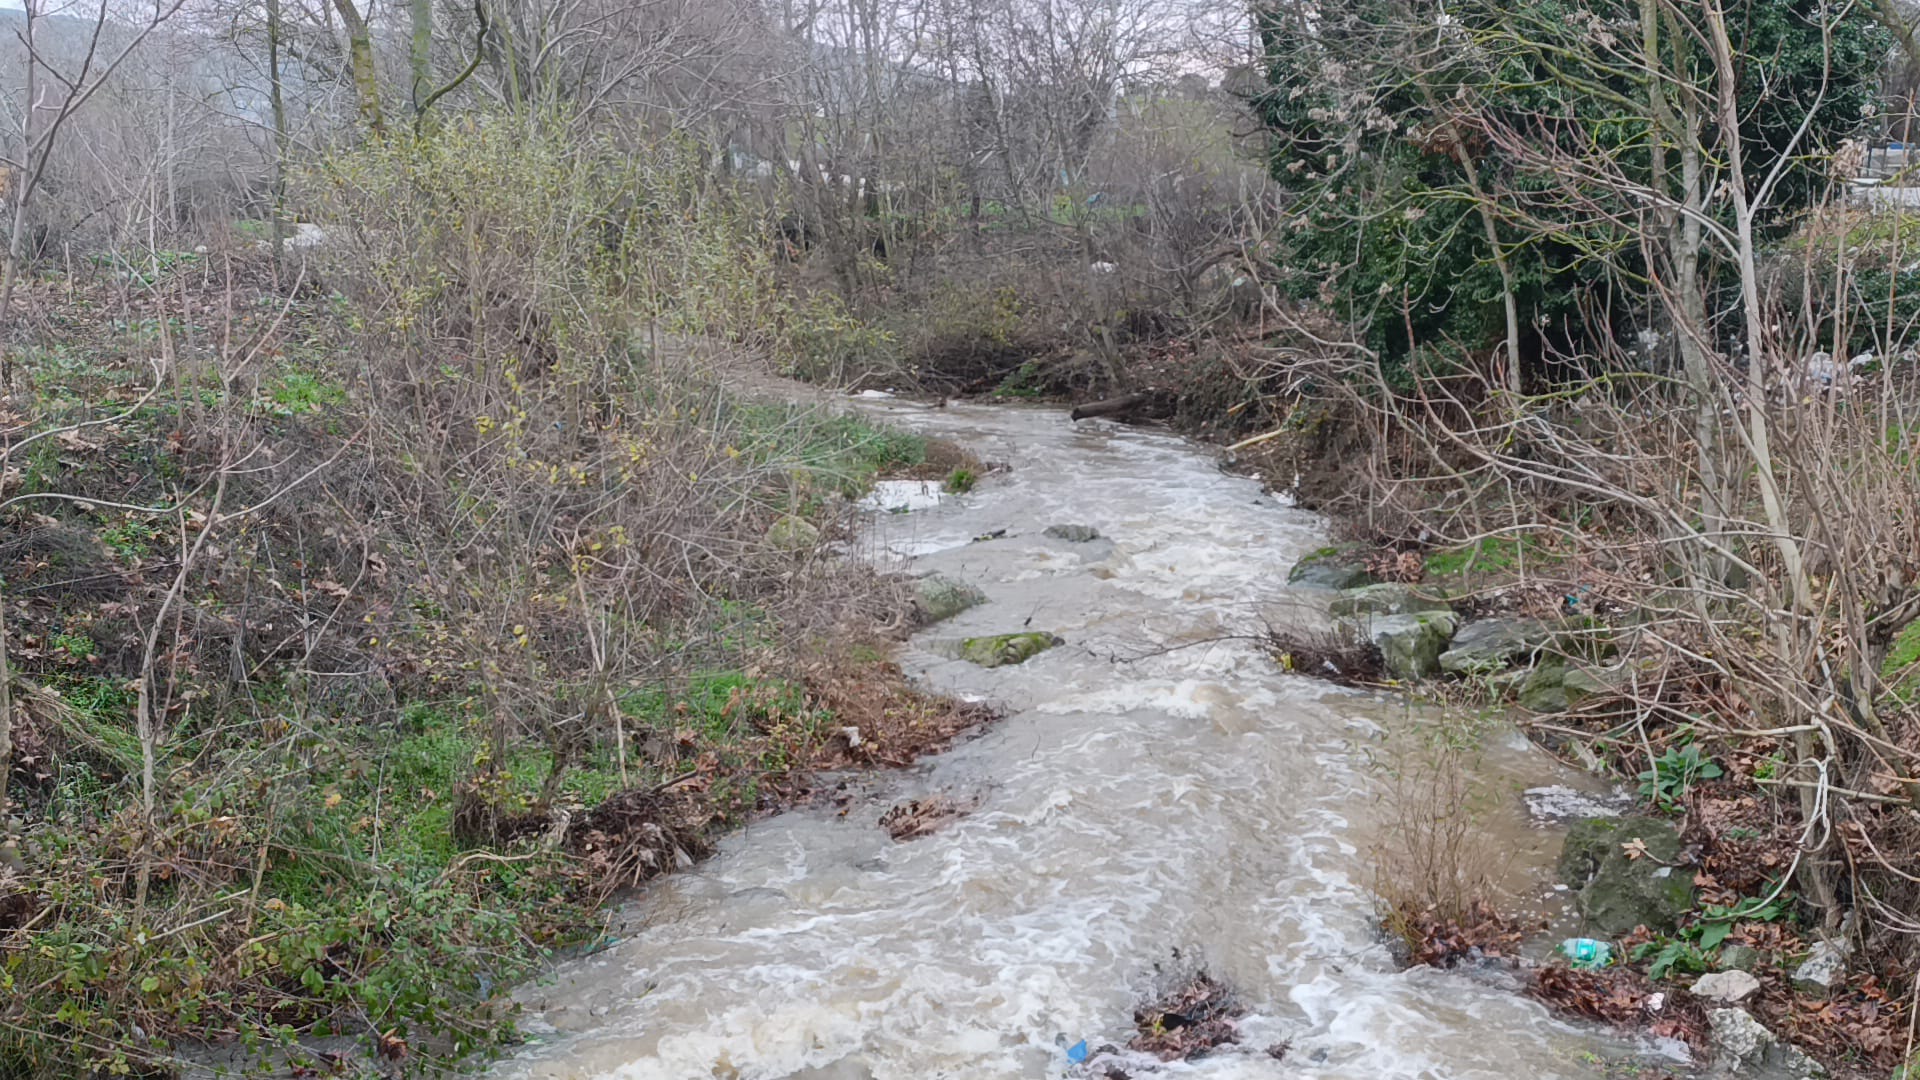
[[992, 361, 1047, 399], [50, 631, 96, 661], [1638, 743, 1723, 809], [943, 466, 977, 494], [101, 519, 161, 559], [260, 369, 348, 416], [1632, 937, 1710, 980], [1693, 896, 1786, 950]]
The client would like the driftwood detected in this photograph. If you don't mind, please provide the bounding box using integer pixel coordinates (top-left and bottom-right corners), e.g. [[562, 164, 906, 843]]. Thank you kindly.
[[1069, 391, 1150, 421]]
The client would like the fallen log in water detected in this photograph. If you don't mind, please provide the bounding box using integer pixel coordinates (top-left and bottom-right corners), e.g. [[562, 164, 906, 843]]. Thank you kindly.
[[1068, 391, 1150, 421]]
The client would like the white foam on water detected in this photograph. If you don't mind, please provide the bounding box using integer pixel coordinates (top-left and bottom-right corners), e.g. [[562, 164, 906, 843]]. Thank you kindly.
[[860, 478, 948, 514], [1525, 784, 1631, 825]]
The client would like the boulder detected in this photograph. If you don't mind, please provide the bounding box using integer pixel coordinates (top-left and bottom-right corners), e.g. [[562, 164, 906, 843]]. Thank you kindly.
[[1709, 1007, 1770, 1066], [765, 515, 822, 552], [1362, 611, 1458, 679], [959, 632, 1063, 668], [1520, 659, 1653, 711], [1708, 1008, 1824, 1076], [1558, 816, 1694, 935], [1485, 665, 1533, 696], [1439, 617, 1556, 674], [1287, 547, 1377, 591], [1791, 939, 1850, 998], [1517, 663, 1570, 712], [1043, 524, 1102, 542], [1327, 583, 1452, 618], [1692, 970, 1761, 1003], [1561, 656, 1661, 698], [914, 576, 987, 624], [1559, 665, 1612, 699]]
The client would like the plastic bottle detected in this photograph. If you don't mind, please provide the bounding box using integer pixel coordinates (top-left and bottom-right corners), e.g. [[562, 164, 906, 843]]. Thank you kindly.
[[1559, 937, 1612, 969]]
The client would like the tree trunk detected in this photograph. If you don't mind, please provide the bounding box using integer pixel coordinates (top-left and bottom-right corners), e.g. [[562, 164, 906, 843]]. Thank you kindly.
[[268, 0, 289, 265], [1406, 62, 1521, 394], [410, 0, 434, 115], [332, 0, 384, 132], [1069, 391, 1151, 421], [0, 586, 18, 873], [1703, 0, 1838, 930]]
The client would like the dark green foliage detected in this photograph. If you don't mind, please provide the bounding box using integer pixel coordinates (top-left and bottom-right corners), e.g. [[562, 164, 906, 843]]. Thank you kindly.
[[1254, 0, 1889, 369]]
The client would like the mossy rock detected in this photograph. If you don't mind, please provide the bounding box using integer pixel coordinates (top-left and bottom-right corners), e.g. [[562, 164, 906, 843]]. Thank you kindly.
[[1556, 613, 1620, 662], [914, 575, 988, 624], [1438, 617, 1555, 675], [1517, 663, 1570, 712], [1362, 611, 1458, 679], [959, 632, 1063, 668], [1555, 657, 1662, 703], [1558, 816, 1694, 935], [1043, 524, 1102, 542], [765, 515, 822, 552], [1287, 546, 1378, 590], [1328, 582, 1452, 618]]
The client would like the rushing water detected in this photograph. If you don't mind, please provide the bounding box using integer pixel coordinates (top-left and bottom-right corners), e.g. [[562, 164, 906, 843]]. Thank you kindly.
[[493, 402, 1672, 1080]]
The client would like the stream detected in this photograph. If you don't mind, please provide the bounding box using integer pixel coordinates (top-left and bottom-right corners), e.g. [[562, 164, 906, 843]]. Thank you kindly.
[[492, 402, 1676, 1080]]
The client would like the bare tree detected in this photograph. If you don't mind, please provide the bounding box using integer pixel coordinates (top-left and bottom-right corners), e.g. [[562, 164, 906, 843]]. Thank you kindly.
[[1, 0, 189, 340]]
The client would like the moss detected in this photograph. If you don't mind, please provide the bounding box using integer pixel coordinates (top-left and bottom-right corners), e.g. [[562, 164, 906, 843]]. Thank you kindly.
[[1558, 816, 1695, 935], [1423, 535, 1542, 577], [959, 631, 1063, 667], [1287, 545, 1375, 589], [1882, 618, 1920, 695]]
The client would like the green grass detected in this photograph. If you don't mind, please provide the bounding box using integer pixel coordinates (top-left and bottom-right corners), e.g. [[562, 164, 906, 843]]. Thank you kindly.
[[1881, 618, 1920, 701], [1886, 619, 1920, 675], [622, 669, 807, 741], [47, 675, 143, 776], [797, 413, 927, 487], [1423, 534, 1552, 578], [731, 403, 929, 498], [261, 368, 349, 416], [49, 630, 96, 661], [100, 519, 163, 560]]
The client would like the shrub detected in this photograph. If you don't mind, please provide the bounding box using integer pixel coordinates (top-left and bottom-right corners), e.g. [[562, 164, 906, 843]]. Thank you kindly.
[[0, 111, 932, 1077], [943, 467, 977, 493], [1369, 733, 1508, 963]]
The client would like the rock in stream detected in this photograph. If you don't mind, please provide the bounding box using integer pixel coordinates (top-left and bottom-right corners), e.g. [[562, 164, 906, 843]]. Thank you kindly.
[[957, 631, 1063, 668]]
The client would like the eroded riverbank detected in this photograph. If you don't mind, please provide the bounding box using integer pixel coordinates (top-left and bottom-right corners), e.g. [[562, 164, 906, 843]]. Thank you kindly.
[[492, 402, 1671, 1079]]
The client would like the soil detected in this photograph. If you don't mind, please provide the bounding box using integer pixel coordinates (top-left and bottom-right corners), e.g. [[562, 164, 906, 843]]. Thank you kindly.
[[558, 653, 999, 901]]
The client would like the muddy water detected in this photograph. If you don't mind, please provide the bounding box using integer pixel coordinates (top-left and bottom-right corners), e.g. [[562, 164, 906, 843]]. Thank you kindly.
[[494, 403, 1667, 1080]]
